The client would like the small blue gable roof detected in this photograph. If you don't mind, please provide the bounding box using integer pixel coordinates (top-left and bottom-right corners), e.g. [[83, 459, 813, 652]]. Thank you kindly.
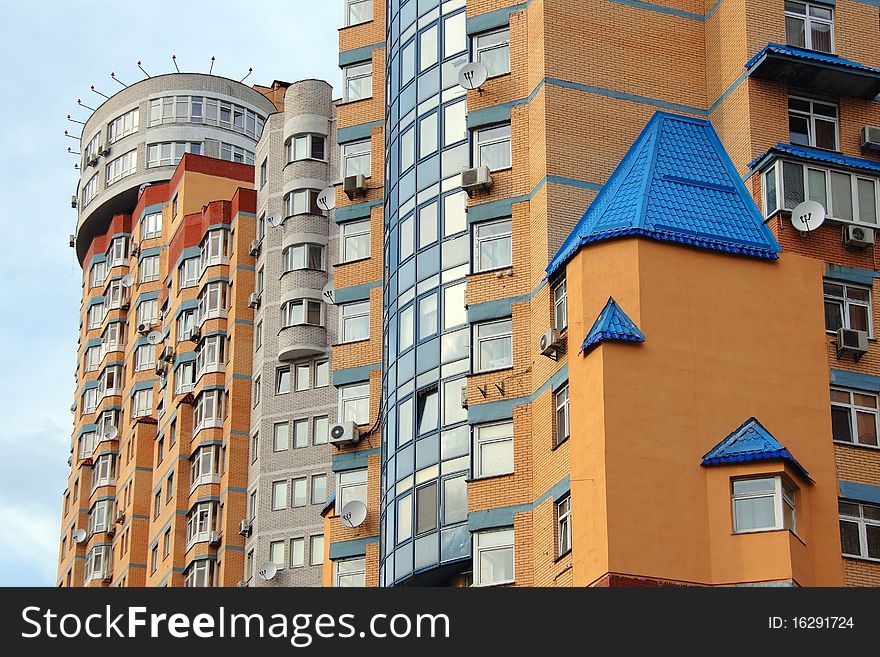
[[581, 297, 645, 354], [701, 417, 812, 482], [546, 112, 780, 277]]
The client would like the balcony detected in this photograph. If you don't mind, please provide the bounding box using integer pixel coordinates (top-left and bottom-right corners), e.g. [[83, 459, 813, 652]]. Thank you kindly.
[[278, 324, 327, 361], [745, 43, 880, 99]]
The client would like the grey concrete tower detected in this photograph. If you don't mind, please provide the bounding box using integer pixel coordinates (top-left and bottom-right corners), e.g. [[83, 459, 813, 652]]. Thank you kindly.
[[245, 79, 338, 586]]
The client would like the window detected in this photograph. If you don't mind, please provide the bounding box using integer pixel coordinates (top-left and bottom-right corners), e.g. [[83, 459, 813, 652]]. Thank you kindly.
[[557, 495, 572, 556], [259, 158, 267, 187], [83, 132, 102, 162], [473, 28, 510, 77], [166, 473, 174, 502], [137, 298, 158, 326], [183, 560, 214, 588], [344, 62, 372, 102], [141, 212, 162, 240], [341, 220, 370, 262], [197, 281, 227, 322], [92, 454, 116, 489], [555, 384, 570, 445], [177, 310, 196, 343], [270, 541, 285, 566], [192, 389, 223, 431], [788, 97, 838, 150], [99, 365, 123, 397], [174, 361, 195, 394], [473, 528, 514, 586], [131, 345, 154, 373], [89, 260, 107, 288], [824, 281, 871, 336], [189, 445, 221, 488], [132, 389, 153, 418], [146, 141, 201, 167], [106, 150, 137, 185], [154, 490, 162, 518], [283, 243, 325, 272], [253, 375, 261, 406], [763, 160, 879, 225], [84, 346, 101, 372], [249, 490, 257, 520], [340, 301, 370, 343], [342, 140, 371, 178], [732, 476, 797, 533], [831, 388, 879, 447], [473, 219, 512, 272], [313, 416, 329, 445], [195, 335, 225, 377], [334, 557, 366, 587], [310, 535, 324, 565], [82, 174, 99, 207], [139, 255, 159, 283], [315, 360, 330, 387], [272, 480, 288, 510], [474, 421, 514, 478], [345, 0, 372, 26], [88, 303, 105, 330], [246, 551, 254, 581], [179, 258, 200, 288], [185, 501, 218, 545], [281, 299, 323, 328], [286, 134, 326, 162], [295, 362, 311, 391], [255, 320, 263, 351], [839, 501, 880, 560], [284, 189, 322, 217], [474, 124, 511, 171], [312, 474, 328, 504], [79, 431, 96, 459], [292, 477, 308, 507], [250, 433, 259, 463], [107, 236, 129, 267], [474, 319, 513, 372], [336, 469, 367, 514], [290, 538, 305, 567], [294, 419, 309, 448], [273, 422, 289, 451], [553, 280, 568, 330], [163, 528, 171, 557], [785, 1, 833, 53], [108, 108, 139, 143], [86, 545, 111, 581], [88, 499, 113, 535], [201, 230, 227, 269], [340, 383, 370, 425], [218, 142, 255, 165]]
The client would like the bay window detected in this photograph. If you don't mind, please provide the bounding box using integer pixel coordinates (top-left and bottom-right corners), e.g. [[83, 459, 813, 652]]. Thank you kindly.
[[282, 243, 324, 272], [197, 281, 228, 322], [732, 476, 797, 534], [286, 133, 326, 162], [284, 189, 322, 217], [193, 389, 224, 432], [185, 501, 219, 546], [195, 335, 225, 377], [190, 444, 222, 489], [184, 560, 214, 587], [281, 298, 323, 328]]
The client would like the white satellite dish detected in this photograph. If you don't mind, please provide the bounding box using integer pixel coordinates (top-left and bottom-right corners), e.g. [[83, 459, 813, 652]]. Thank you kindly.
[[266, 213, 282, 228], [72, 528, 87, 544], [458, 61, 488, 92], [257, 561, 278, 581], [340, 500, 367, 528], [316, 186, 337, 212], [321, 281, 335, 305], [146, 330, 163, 345], [790, 200, 826, 233], [120, 274, 134, 288], [104, 426, 119, 441]]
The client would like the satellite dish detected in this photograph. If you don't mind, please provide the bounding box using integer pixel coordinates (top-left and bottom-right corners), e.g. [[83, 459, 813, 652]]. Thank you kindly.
[[340, 500, 367, 528], [257, 561, 278, 581], [72, 528, 86, 544], [120, 274, 134, 288], [790, 200, 826, 233], [321, 281, 335, 305], [316, 186, 337, 212], [458, 62, 488, 91], [146, 330, 163, 345], [266, 213, 282, 228], [104, 426, 119, 441]]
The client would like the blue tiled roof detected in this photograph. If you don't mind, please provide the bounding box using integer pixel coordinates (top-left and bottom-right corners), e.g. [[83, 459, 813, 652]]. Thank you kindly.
[[745, 43, 880, 75], [581, 297, 645, 354], [701, 417, 812, 482], [749, 142, 880, 175], [546, 112, 780, 277]]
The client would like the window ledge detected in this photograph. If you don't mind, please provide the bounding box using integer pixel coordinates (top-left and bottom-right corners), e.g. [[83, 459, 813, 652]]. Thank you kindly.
[[333, 256, 371, 268], [843, 554, 880, 564], [467, 471, 514, 483], [551, 435, 569, 452], [474, 365, 514, 376], [336, 96, 374, 107], [470, 579, 515, 588], [553, 549, 572, 564], [833, 439, 880, 451], [337, 338, 371, 347]]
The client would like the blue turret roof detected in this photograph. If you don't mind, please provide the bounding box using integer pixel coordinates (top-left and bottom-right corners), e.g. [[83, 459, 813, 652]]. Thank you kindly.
[[701, 417, 812, 482], [546, 112, 780, 277], [581, 297, 645, 354]]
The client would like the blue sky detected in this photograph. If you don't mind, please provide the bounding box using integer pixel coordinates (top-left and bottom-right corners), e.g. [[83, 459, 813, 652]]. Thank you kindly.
[[0, 0, 341, 586]]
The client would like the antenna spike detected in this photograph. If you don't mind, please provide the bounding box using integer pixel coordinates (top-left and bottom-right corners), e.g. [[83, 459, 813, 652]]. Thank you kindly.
[[137, 60, 151, 78], [77, 98, 96, 111], [110, 71, 127, 87], [171, 54, 180, 73], [90, 85, 110, 100], [209, 56, 215, 75], [240, 67, 253, 83]]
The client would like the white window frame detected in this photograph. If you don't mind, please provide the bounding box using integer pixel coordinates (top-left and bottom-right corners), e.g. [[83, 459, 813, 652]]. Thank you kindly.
[[310, 535, 324, 566], [84, 345, 101, 372], [271, 480, 288, 511], [340, 300, 371, 343], [99, 364, 123, 397], [106, 236, 129, 267], [555, 383, 570, 446], [831, 387, 879, 448], [345, 0, 373, 26], [218, 141, 255, 165], [192, 389, 223, 432], [824, 281, 872, 337], [197, 281, 228, 323], [175, 361, 195, 394], [473, 218, 512, 273], [185, 501, 218, 546], [195, 335, 225, 378], [334, 556, 366, 587], [82, 387, 98, 415], [473, 27, 511, 78], [92, 454, 116, 490], [281, 299, 323, 328], [286, 133, 327, 163], [313, 415, 330, 445], [107, 108, 139, 143], [788, 96, 838, 151], [273, 421, 289, 451], [189, 445, 222, 489], [105, 150, 137, 185], [473, 528, 515, 587], [553, 280, 568, 330], [474, 319, 513, 372], [88, 303, 105, 330], [283, 189, 322, 217], [136, 298, 158, 326], [82, 174, 99, 207], [336, 468, 368, 515], [473, 421, 514, 478], [785, 0, 834, 53], [731, 476, 797, 534], [184, 560, 213, 587], [282, 243, 325, 272], [473, 123, 512, 172], [342, 140, 372, 179], [291, 477, 308, 508], [557, 495, 572, 556], [344, 62, 373, 102], [339, 383, 370, 425], [839, 500, 880, 561], [139, 255, 160, 283], [132, 389, 153, 418], [290, 537, 305, 568], [85, 545, 111, 582], [341, 219, 371, 263], [89, 260, 107, 288]]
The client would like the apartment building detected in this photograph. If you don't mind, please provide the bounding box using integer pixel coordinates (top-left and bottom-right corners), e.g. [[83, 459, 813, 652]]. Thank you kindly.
[[323, 0, 880, 588]]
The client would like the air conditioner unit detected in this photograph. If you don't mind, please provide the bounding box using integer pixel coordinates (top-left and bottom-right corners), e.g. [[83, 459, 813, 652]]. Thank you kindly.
[[861, 125, 880, 152], [460, 166, 492, 195], [209, 531, 222, 547], [160, 345, 174, 362], [329, 421, 361, 447], [188, 328, 200, 342], [87, 156, 99, 168], [106, 525, 116, 538], [155, 362, 167, 376], [460, 387, 468, 409], [239, 519, 252, 537], [248, 292, 260, 309], [67, 455, 72, 467], [837, 327, 869, 360], [249, 239, 261, 256], [68, 234, 76, 247], [343, 173, 366, 199], [98, 146, 111, 157], [120, 299, 130, 310], [539, 328, 562, 357], [102, 574, 112, 583], [115, 511, 125, 524], [137, 322, 152, 335], [80, 457, 93, 467], [70, 196, 78, 209], [844, 225, 875, 249], [131, 244, 140, 256]]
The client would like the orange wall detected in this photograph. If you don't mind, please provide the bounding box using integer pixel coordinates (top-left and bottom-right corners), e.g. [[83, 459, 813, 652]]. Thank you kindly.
[[567, 238, 844, 586]]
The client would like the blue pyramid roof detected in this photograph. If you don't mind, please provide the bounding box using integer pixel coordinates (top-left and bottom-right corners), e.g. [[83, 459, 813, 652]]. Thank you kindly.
[[547, 112, 780, 277], [701, 417, 812, 482], [581, 297, 645, 354]]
